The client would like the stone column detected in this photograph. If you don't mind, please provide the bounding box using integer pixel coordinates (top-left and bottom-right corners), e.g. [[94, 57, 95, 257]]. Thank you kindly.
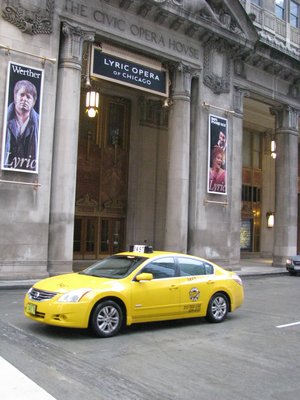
[[271, 106, 299, 266], [48, 21, 94, 275], [228, 87, 249, 265], [164, 63, 192, 252]]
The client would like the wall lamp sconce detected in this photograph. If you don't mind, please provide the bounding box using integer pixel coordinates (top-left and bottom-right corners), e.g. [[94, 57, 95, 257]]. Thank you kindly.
[[162, 98, 172, 108], [271, 139, 276, 159], [264, 130, 276, 158], [266, 212, 275, 228], [86, 90, 99, 118]]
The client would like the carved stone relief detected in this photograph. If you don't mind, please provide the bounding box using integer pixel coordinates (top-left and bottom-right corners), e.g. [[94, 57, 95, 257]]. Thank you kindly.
[[203, 38, 231, 94], [153, 0, 219, 21], [1, 0, 54, 34], [152, 0, 246, 37]]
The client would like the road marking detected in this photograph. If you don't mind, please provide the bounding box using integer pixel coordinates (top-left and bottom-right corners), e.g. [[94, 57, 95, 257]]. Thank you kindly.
[[276, 321, 300, 328], [0, 356, 56, 400]]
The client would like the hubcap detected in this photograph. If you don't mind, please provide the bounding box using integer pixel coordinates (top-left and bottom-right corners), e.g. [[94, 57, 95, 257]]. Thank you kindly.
[[212, 296, 227, 320], [97, 305, 120, 334]]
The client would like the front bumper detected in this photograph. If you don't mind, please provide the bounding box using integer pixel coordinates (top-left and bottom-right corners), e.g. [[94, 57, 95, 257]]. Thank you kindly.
[[24, 294, 91, 328], [286, 263, 300, 273]]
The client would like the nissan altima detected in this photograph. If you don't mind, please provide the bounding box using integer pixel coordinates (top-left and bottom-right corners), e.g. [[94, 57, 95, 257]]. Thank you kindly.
[[24, 245, 244, 338]]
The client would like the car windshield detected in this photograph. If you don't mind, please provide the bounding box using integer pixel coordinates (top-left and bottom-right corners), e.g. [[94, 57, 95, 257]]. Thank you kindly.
[[79, 255, 146, 279]]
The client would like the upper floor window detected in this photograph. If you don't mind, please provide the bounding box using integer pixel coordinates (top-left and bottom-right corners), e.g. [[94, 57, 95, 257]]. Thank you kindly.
[[275, 0, 285, 19], [290, 1, 300, 27]]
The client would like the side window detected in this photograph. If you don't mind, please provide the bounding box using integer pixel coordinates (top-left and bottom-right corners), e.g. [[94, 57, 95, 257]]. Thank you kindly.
[[204, 263, 214, 275], [178, 257, 206, 276], [142, 257, 176, 279]]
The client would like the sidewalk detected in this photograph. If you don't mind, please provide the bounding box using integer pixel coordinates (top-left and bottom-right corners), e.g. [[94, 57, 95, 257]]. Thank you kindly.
[[0, 356, 56, 400], [0, 258, 288, 289], [228, 258, 288, 277]]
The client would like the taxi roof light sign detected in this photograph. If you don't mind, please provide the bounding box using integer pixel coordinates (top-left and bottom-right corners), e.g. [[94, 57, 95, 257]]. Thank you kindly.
[[129, 244, 153, 253]]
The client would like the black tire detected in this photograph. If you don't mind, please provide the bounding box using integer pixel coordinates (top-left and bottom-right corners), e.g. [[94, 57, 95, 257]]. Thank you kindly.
[[289, 270, 297, 276], [206, 293, 228, 323], [90, 300, 123, 338]]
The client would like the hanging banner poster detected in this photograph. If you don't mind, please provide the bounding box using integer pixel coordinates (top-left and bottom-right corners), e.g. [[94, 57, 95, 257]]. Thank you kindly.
[[207, 114, 228, 195], [1, 62, 44, 173]]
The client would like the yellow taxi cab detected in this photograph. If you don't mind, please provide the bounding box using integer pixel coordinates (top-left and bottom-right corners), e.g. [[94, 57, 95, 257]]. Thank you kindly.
[[24, 245, 244, 338]]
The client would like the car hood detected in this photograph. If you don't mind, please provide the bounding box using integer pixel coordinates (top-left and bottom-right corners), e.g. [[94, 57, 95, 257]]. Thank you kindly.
[[32, 273, 121, 294]]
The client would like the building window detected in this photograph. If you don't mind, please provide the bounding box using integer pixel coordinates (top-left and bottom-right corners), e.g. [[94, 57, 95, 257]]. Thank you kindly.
[[290, 1, 300, 27], [251, 0, 261, 6], [275, 0, 285, 19]]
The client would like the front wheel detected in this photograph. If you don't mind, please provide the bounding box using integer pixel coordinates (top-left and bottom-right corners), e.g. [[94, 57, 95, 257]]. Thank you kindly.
[[206, 293, 228, 323], [90, 300, 123, 338]]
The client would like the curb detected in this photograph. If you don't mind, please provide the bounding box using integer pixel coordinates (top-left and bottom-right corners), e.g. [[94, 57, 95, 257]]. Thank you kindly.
[[0, 280, 38, 290]]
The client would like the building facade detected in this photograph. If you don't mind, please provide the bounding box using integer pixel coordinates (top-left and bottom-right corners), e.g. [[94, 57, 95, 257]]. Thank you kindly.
[[0, 0, 299, 280]]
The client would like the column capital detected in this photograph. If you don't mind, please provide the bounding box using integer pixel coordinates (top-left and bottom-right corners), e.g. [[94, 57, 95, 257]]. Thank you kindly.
[[60, 21, 95, 70], [168, 62, 193, 99], [270, 105, 300, 133]]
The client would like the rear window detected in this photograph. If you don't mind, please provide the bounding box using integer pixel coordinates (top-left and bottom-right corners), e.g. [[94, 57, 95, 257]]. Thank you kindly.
[[178, 257, 214, 276]]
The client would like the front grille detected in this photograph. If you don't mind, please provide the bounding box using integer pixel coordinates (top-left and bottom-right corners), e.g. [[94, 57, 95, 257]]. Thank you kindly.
[[28, 287, 57, 302], [293, 260, 300, 266]]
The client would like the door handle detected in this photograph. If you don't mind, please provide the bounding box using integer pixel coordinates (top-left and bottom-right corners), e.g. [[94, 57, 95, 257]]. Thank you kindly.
[[207, 280, 215, 285], [169, 285, 179, 290]]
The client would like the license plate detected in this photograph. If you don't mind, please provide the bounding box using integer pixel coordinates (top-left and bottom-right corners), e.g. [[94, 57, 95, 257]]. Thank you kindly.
[[26, 303, 37, 315]]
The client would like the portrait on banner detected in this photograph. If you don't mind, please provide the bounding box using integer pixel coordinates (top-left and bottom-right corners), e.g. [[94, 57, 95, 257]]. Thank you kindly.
[[1, 62, 44, 173], [207, 114, 228, 195]]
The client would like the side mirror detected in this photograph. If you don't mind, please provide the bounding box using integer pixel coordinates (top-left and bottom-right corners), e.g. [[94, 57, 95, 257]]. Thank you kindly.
[[136, 272, 153, 281]]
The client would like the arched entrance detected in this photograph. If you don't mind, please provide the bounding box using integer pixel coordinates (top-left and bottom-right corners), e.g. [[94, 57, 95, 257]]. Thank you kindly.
[[241, 97, 276, 257], [73, 93, 131, 261]]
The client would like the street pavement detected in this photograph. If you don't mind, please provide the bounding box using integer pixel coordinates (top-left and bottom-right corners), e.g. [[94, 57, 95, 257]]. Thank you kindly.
[[0, 258, 288, 399]]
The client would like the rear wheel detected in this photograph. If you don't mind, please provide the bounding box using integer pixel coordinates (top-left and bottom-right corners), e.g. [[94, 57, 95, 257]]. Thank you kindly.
[[206, 293, 228, 323], [90, 300, 123, 338]]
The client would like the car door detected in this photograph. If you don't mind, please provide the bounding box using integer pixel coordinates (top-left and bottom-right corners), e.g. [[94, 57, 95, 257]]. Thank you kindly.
[[131, 257, 181, 322], [176, 257, 215, 317]]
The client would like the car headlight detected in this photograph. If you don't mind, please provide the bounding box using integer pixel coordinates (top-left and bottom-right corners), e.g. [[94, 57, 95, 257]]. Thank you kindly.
[[58, 288, 92, 303], [286, 259, 292, 265], [232, 274, 243, 286]]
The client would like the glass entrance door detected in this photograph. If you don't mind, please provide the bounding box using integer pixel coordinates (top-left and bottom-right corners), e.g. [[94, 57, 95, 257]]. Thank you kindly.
[[74, 217, 124, 259], [99, 219, 124, 255]]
